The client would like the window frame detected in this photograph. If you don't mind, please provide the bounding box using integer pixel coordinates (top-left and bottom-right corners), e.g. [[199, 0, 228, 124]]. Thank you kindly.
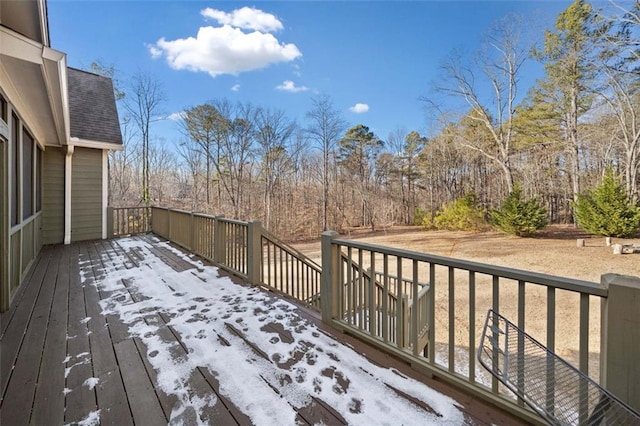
[[10, 113, 20, 227], [22, 129, 34, 220]]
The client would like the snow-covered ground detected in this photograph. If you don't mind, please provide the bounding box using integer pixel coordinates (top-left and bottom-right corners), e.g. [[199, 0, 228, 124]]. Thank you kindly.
[[78, 236, 468, 425]]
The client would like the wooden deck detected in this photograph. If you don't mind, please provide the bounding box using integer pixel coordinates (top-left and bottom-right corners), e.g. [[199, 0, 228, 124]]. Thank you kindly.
[[0, 235, 526, 425]]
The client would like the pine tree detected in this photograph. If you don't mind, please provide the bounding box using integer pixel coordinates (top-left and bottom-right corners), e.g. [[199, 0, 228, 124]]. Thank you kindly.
[[491, 185, 548, 237], [573, 170, 640, 237], [532, 0, 607, 206]]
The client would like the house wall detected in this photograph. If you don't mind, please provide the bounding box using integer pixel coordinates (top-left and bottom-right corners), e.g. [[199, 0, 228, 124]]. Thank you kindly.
[[42, 146, 64, 244], [0, 90, 43, 312], [71, 147, 102, 242]]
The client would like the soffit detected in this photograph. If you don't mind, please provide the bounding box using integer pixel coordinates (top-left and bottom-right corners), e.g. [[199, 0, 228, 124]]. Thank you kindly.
[[0, 26, 67, 146]]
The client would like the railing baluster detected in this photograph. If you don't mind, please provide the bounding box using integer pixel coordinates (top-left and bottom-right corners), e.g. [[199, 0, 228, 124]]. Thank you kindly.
[[381, 253, 388, 343], [358, 250, 364, 331], [369, 251, 376, 336], [396, 257, 402, 347], [546, 287, 556, 416], [346, 247, 353, 325], [492, 275, 499, 394], [412, 260, 419, 356], [469, 271, 476, 383], [517, 280, 526, 407], [579, 293, 589, 424], [449, 266, 455, 373], [428, 263, 436, 363]]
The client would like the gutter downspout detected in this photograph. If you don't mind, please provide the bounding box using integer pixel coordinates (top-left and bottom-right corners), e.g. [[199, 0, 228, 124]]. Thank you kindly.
[[102, 150, 107, 239], [64, 144, 73, 244]]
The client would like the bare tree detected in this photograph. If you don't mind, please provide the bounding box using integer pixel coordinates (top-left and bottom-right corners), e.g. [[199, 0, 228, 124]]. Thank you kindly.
[[124, 73, 165, 205], [305, 95, 347, 231], [255, 107, 298, 230], [177, 137, 205, 210], [148, 141, 177, 205], [179, 103, 228, 208], [596, 1, 640, 198], [428, 14, 529, 194]]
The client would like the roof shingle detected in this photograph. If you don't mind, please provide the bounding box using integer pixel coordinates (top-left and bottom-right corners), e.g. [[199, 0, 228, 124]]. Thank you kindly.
[[67, 67, 123, 145]]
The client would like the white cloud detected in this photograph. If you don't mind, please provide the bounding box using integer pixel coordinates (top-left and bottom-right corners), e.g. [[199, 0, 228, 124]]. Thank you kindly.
[[166, 111, 185, 121], [349, 103, 370, 114], [201, 7, 283, 33], [149, 6, 299, 78], [148, 44, 162, 59], [275, 80, 308, 93], [231, 84, 240, 92], [149, 23, 301, 77]]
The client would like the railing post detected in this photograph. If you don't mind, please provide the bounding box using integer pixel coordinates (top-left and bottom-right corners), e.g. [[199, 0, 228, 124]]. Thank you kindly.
[[214, 215, 226, 265], [600, 273, 640, 412], [147, 206, 153, 233], [247, 220, 262, 285], [321, 231, 340, 323], [106, 206, 114, 238], [189, 211, 195, 251]]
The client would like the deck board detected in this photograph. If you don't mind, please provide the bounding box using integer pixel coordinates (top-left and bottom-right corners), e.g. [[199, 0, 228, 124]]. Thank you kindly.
[[0, 245, 52, 397], [31, 244, 69, 425], [0, 236, 527, 425], [1, 245, 55, 425], [83, 242, 135, 425], [64, 242, 98, 424], [114, 338, 167, 425]]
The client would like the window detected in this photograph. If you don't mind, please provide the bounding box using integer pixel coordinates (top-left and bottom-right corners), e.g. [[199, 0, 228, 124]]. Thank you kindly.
[[0, 94, 6, 123], [10, 114, 19, 226], [22, 129, 34, 220]]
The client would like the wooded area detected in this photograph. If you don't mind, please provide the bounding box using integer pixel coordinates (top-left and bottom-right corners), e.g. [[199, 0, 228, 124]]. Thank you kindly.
[[107, 1, 640, 240]]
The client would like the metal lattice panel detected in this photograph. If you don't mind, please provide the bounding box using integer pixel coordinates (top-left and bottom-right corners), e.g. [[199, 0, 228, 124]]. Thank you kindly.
[[478, 310, 640, 425]]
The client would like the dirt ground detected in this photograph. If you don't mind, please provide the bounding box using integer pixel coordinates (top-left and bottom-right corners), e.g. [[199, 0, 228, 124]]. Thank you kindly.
[[290, 225, 640, 381]]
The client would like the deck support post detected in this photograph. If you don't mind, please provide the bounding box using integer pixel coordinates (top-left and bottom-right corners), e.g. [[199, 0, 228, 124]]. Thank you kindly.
[[214, 215, 226, 265], [321, 231, 340, 324], [600, 273, 640, 412], [247, 220, 261, 285]]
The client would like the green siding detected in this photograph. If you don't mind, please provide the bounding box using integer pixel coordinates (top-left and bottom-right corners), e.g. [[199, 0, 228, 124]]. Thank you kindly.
[[71, 147, 102, 242], [42, 147, 64, 244]]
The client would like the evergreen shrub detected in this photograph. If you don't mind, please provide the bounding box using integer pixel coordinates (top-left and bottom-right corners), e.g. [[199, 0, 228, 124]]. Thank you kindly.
[[573, 170, 640, 237], [433, 193, 487, 231], [491, 185, 548, 237]]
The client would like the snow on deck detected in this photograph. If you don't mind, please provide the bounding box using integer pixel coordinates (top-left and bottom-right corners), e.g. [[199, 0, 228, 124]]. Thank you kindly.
[[87, 236, 466, 425]]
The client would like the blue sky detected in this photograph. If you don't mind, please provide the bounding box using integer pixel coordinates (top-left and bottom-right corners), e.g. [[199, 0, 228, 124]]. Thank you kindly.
[[48, 1, 578, 148]]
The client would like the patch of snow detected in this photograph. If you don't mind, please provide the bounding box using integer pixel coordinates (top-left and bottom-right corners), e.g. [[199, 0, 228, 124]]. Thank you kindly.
[[76, 410, 100, 426], [80, 317, 91, 324], [90, 237, 465, 425], [83, 377, 100, 390], [63, 388, 72, 395], [65, 353, 91, 379]]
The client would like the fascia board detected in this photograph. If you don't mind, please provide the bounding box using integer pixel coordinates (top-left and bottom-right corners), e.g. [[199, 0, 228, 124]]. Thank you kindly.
[[69, 137, 124, 151]]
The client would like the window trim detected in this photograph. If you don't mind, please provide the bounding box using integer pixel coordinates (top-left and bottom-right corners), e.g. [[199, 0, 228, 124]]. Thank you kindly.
[[10, 113, 20, 227], [0, 94, 8, 141]]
